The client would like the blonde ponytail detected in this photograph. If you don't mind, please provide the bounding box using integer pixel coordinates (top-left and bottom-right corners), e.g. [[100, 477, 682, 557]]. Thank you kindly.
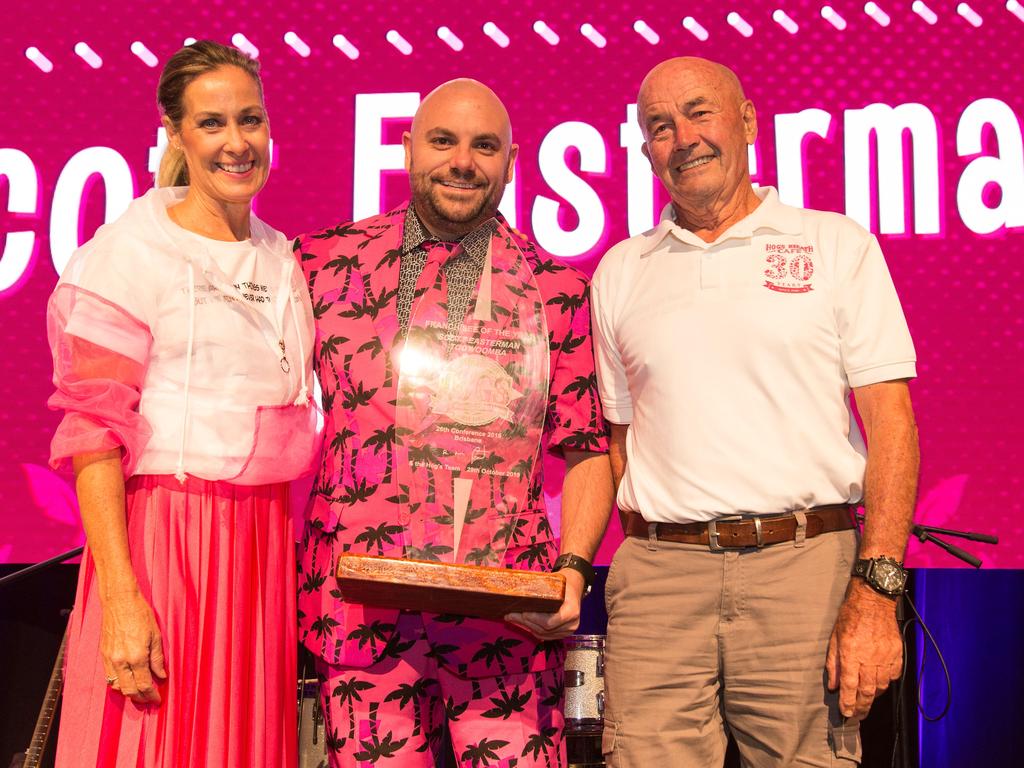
[[157, 143, 189, 188]]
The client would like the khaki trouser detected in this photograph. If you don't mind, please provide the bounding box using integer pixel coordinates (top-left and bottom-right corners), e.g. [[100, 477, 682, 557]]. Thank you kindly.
[[603, 528, 862, 767]]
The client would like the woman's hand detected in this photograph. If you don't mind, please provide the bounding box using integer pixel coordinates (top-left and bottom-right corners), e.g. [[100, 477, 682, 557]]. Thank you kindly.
[[73, 450, 166, 705], [100, 589, 167, 705]]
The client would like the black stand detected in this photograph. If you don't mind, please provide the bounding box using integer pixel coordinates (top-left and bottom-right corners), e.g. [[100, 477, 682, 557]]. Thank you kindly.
[[1, 549, 82, 768], [0, 547, 83, 591], [909, 522, 997, 569]]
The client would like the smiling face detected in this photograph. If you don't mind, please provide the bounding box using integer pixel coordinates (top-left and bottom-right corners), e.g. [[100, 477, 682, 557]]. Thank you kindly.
[[403, 80, 518, 238], [638, 58, 757, 215], [164, 65, 270, 208]]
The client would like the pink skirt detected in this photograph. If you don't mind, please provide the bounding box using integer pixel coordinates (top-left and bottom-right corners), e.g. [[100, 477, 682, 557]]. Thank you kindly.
[[55, 475, 297, 768]]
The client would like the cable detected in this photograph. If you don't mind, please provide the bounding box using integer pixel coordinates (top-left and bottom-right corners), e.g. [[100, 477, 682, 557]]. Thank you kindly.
[[890, 591, 952, 768], [905, 593, 952, 722]]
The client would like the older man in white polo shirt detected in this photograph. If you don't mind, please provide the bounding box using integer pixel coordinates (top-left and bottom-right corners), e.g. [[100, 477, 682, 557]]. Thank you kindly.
[[590, 57, 920, 766]]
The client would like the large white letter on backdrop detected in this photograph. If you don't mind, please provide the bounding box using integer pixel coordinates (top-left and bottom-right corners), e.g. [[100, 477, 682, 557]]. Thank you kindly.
[[353, 92, 420, 221], [957, 98, 1024, 235], [775, 108, 833, 209], [50, 147, 135, 276], [531, 121, 607, 258], [0, 148, 39, 292], [844, 103, 940, 235], [620, 104, 656, 236]]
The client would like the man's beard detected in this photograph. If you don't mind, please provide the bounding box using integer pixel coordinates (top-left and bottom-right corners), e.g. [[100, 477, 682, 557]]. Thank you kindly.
[[411, 170, 501, 230]]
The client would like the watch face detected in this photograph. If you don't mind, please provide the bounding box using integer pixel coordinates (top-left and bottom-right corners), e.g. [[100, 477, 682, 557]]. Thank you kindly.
[[872, 560, 907, 593]]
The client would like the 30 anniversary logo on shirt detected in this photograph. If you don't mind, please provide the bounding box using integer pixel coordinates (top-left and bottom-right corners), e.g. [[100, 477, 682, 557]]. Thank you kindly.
[[762, 242, 816, 294]]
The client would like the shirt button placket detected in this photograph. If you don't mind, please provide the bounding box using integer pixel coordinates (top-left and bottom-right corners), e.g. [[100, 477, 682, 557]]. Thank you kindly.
[[700, 249, 720, 290]]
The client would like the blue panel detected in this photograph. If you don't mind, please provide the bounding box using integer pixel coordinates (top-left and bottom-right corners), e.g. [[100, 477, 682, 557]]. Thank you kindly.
[[578, 566, 610, 635], [916, 569, 1024, 768]]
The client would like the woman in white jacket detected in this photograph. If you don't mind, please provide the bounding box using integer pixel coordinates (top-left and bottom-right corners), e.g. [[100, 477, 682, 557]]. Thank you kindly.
[[48, 41, 317, 767]]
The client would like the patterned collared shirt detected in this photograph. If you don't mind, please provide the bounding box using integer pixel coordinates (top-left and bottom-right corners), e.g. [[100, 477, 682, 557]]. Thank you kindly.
[[396, 206, 496, 335]]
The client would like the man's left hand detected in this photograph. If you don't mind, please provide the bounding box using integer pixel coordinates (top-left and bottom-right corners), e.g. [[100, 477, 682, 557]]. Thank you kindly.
[[826, 580, 903, 719], [504, 568, 585, 640]]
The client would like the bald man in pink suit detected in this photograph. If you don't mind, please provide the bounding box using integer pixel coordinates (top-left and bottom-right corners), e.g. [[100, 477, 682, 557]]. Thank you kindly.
[[294, 79, 613, 767]]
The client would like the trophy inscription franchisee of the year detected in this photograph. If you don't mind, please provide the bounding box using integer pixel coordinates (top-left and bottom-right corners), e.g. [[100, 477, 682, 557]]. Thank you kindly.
[[335, 220, 565, 617]]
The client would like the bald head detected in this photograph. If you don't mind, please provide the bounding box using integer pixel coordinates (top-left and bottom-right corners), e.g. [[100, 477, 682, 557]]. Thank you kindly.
[[403, 78, 518, 239], [412, 78, 513, 145], [638, 57, 747, 128]]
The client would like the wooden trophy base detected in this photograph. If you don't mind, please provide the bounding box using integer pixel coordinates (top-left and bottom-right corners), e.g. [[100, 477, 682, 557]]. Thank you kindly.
[[335, 553, 565, 619]]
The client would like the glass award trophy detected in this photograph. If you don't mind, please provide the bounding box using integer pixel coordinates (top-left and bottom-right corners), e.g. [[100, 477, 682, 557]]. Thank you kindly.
[[335, 221, 565, 618]]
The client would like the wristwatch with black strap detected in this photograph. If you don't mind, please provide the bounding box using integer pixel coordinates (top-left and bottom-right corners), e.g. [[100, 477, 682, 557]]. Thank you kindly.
[[851, 555, 908, 598], [552, 553, 595, 598]]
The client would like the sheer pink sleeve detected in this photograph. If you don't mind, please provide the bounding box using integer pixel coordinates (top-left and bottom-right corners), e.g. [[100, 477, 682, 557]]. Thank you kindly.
[[47, 284, 154, 478]]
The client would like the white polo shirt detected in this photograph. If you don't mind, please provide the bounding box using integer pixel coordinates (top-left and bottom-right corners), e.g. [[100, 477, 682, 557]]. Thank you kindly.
[[591, 187, 916, 522]]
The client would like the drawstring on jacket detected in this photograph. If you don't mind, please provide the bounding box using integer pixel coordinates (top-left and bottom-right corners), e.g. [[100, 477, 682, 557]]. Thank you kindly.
[[175, 259, 196, 484]]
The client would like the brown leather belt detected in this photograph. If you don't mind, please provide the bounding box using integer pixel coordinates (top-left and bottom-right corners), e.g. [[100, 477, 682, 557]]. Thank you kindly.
[[622, 505, 856, 550]]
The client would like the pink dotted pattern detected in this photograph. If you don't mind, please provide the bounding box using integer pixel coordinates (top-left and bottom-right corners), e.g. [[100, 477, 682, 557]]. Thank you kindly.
[[1, 0, 1021, 567]]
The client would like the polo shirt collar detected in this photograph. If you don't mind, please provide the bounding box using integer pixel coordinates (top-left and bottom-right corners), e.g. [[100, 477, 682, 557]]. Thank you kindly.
[[639, 186, 802, 255]]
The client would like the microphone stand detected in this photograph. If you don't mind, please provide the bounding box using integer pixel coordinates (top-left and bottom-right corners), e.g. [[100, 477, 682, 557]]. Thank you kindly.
[[909, 522, 998, 569], [0, 547, 84, 590]]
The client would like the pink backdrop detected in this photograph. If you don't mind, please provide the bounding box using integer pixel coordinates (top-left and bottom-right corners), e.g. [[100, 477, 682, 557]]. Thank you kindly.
[[2, 0, 1022, 567]]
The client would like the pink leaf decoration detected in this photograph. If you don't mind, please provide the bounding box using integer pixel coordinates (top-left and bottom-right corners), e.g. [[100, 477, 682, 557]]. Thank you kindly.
[[915, 474, 969, 529], [20, 463, 80, 527], [906, 474, 969, 566], [543, 489, 562, 534]]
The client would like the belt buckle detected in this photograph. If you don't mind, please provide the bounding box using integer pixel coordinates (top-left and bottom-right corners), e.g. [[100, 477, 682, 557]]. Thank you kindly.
[[707, 515, 747, 551]]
